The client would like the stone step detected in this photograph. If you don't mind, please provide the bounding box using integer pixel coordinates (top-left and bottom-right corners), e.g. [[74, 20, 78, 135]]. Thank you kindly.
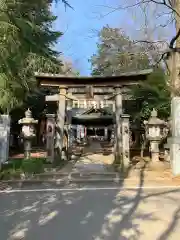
[[69, 171, 120, 183], [70, 171, 118, 180], [69, 178, 121, 183], [0, 183, 11, 190]]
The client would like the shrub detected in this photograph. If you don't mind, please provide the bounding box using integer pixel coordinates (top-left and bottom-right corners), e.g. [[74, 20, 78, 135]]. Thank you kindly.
[[12, 159, 23, 169], [1, 162, 13, 171], [21, 158, 44, 174], [1, 159, 23, 171], [0, 169, 22, 180]]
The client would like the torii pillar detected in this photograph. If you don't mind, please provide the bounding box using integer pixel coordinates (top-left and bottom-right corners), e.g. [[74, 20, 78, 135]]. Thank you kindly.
[[114, 87, 123, 164], [108, 87, 130, 170], [45, 88, 76, 160], [56, 87, 67, 158]]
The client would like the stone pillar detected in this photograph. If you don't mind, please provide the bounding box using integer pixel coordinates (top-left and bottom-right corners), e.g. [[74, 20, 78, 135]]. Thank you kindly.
[[114, 87, 123, 163], [104, 128, 108, 140], [84, 127, 87, 141], [84, 100, 87, 109], [67, 109, 73, 159], [121, 114, 130, 169], [170, 97, 180, 175], [56, 87, 67, 159], [46, 114, 55, 163], [100, 100, 104, 108], [0, 115, 10, 166], [77, 125, 81, 141], [111, 125, 115, 144]]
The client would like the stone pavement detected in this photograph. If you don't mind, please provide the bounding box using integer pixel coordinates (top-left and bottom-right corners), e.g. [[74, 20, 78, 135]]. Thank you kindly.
[[73, 155, 114, 172], [73, 140, 114, 173]]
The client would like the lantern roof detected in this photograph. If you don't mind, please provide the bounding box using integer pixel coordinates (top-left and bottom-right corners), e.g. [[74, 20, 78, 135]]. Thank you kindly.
[[147, 109, 165, 126]]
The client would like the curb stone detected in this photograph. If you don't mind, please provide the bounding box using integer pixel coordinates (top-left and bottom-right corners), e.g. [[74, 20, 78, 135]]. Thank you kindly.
[[0, 182, 12, 191], [1, 170, 180, 189], [1, 176, 180, 189]]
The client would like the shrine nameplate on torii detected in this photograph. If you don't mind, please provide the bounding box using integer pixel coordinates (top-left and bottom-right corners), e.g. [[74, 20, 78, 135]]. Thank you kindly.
[[35, 69, 153, 166]]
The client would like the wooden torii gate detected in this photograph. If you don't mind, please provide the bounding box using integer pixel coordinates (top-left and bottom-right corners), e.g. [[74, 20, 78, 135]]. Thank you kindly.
[[35, 69, 153, 168]]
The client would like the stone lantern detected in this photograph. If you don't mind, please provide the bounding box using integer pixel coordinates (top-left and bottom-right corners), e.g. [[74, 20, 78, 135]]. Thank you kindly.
[[144, 108, 166, 162], [18, 109, 38, 159]]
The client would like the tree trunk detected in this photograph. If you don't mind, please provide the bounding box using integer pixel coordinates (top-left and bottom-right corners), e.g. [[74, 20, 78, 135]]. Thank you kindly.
[[171, 1, 180, 95]]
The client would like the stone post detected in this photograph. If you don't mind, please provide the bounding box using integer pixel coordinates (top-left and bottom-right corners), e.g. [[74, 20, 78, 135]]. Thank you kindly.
[[114, 87, 123, 163], [104, 128, 108, 140], [111, 125, 115, 144], [0, 115, 10, 167], [121, 114, 130, 169], [170, 97, 180, 175], [77, 125, 81, 141], [56, 87, 67, 159], [46, 114, 55, 163]]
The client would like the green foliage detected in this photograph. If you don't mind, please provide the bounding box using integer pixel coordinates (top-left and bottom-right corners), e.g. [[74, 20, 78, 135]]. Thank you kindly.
[[90, 25, 151, 76], [1, 159, 23, 171], [0, 0, 66, 113], [21, 158, 44, 174], [0, 169, 23, 180], [130, 68, 170, 122], [0, 158, 53, 179]]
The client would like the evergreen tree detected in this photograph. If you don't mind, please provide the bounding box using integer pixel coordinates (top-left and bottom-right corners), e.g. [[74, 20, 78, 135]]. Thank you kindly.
[[0, 0, 68, 113], [130, 68, 170, 122]]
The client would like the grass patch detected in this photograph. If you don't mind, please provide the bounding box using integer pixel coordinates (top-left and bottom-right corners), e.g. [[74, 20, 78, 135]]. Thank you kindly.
[[0, 157, 47, 180], [0, 157, 68, 180], [22, 158, 44, 175]]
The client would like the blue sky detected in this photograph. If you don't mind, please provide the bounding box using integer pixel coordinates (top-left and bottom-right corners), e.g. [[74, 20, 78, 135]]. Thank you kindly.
[[52, 0, 174, 76]]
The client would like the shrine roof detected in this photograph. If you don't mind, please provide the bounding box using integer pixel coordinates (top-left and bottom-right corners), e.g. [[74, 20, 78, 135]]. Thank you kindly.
[[78, 107, 113, 116], [66, 107, 114, 125], [35, 69, 153, 87]]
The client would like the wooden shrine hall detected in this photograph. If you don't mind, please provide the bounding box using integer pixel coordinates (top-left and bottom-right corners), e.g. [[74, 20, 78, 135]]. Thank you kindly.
[[35, 69, 153, 167]]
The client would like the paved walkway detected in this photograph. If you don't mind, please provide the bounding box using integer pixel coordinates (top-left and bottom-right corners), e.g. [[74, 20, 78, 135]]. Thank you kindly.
[[73, 140, 114, 172]]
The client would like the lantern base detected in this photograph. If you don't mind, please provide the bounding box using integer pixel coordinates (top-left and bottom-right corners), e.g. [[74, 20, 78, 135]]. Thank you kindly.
[[148, 161, 170, 171]]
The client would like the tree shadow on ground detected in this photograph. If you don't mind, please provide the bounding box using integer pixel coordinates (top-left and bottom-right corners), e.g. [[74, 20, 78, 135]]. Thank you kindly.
[[0, 168, 180, 239]]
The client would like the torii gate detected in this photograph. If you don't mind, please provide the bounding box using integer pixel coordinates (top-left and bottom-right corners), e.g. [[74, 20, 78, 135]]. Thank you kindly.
[[35, 69, 153, 168]]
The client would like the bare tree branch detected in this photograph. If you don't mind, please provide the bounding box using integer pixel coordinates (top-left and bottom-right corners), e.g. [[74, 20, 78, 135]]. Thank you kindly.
[[133, 40, 167, 44], [152, 28, 180, 68], [97, 0, 180, 18], [170, 28, 180, 48]]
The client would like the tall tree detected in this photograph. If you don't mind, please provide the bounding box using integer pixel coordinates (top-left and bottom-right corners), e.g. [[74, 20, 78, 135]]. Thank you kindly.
[[0, 0, 69, 113], [130, 68, 170, 122], [90, 26, 151, 76]]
